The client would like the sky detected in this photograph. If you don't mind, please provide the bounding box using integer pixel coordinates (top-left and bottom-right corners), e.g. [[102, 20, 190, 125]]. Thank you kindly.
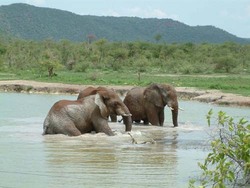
[[0, 0, 250, 38]]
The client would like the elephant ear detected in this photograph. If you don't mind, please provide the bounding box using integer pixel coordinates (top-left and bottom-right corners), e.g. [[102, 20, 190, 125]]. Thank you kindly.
[[144, 84, 167, 107], [94, 93, 109, 118]]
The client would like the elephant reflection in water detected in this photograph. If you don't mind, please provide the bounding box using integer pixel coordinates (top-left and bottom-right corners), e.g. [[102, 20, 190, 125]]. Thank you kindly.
[[124, 83, 179, 127]]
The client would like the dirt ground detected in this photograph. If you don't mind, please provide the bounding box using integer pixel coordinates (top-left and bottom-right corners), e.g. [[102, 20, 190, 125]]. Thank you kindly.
[[0, 80, 250, 107]]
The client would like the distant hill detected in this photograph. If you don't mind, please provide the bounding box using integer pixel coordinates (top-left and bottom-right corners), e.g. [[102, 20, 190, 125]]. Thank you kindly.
[[0, 3, 249, 43]]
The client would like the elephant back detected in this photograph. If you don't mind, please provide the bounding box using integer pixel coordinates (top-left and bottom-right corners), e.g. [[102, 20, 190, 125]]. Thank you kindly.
[[124, 87, 144, 106]]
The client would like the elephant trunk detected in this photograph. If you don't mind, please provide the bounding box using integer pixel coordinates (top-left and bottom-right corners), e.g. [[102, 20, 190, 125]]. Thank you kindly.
[[123, 115, 132, 132], [167, 99, 178, 127], [171, 104, 178, 127], [116, 105, 132, 132]]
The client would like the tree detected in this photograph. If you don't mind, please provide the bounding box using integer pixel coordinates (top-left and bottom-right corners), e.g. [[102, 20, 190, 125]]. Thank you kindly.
[[87, 34, 96, 44], [38, 50, 62, 77], [109, 48, 128, 70], [154, 34, 162, 43], [0, 42, 7, 70], [213, 56, 237, 73], [190, 110, 250, 188], [59, 40, 71, 66], [94, 38, 108, 64]]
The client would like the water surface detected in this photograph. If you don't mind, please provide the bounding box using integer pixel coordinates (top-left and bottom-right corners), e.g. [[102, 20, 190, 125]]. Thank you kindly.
[[0, 93, 249, 188]]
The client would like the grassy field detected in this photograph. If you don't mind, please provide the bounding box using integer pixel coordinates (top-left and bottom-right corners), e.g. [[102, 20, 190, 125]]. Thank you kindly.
[[1, 71, 250, 96]]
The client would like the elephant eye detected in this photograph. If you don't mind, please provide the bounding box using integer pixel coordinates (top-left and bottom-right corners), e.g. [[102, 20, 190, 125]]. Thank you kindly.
[[113, 101, 119, 107]]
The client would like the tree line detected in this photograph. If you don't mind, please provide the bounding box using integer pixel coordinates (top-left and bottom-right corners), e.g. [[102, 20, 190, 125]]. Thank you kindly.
[[0, 37, 250, 77]]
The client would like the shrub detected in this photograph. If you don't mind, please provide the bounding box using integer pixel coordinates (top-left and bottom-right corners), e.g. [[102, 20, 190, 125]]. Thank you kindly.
[[213, 56, 237, 73], [190, 110, 250, 188], [74, 61, 90, 72]]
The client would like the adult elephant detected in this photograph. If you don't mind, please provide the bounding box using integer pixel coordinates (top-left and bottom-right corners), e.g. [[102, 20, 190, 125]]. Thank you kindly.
[[77, 86, 131, 129], [43, 87, 132, 136], [123, 83, 179, 127]]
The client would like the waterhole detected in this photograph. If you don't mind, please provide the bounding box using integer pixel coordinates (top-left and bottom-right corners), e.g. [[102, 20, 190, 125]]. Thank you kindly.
[[0, 93, 249, 188]]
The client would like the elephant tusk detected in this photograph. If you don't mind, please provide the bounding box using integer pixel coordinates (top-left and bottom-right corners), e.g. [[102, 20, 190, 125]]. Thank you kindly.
[[122, 113, 132, 117], [179, 107, 184, 111], [169, 106, 174, 111]]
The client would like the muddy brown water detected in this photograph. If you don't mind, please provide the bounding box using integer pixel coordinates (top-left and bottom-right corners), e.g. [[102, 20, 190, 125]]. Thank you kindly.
[[1, 93, 250, 188]]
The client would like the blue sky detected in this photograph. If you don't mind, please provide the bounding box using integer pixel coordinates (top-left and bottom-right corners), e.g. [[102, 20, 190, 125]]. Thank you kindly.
[[1, 0, 250, 38]]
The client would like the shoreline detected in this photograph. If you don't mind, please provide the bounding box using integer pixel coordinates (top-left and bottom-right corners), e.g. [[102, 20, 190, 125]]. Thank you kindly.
[[0, 80, 250, 107]]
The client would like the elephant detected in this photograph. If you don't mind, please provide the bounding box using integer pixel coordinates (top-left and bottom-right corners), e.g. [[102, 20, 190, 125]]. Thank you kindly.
[[123, 83, 179, 127], [43, 87, 132, 136], [77, 86, 118, 122], [77, 86, 132, 130]]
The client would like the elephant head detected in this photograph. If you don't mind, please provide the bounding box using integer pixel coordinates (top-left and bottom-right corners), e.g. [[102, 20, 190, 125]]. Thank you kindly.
[[143, 83, 178, 127], [95, 89, 131, 118], [160, 84, 179, 127], [94, 88, 132, 132], [78, 86, 132, 132], [144, 83, 178, 127]]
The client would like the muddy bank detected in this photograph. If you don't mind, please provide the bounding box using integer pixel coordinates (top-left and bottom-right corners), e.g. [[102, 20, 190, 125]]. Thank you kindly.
[[0, 80, 250, 107]]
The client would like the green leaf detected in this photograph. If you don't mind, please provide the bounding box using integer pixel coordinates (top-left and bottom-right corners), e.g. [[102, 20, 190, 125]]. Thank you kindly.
[[227, 171, 235, 182], [207, 109, 213, 126], [246, 124, 250, 130], [239, 118, 248, 125]]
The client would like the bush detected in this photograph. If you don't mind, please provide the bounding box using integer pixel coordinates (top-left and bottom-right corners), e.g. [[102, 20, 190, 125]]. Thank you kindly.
[[74, 61, 90, 72], [213, 56, 237, 73], [190, 110, 250, 188]]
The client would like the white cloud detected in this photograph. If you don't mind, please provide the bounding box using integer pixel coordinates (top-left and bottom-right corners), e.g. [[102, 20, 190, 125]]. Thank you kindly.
[[107, 10, 120, 17], [125, 7, 179, 20], [25, 0, 46, 6], [129, 7, 166, 18], [144, 8, 168, 18]]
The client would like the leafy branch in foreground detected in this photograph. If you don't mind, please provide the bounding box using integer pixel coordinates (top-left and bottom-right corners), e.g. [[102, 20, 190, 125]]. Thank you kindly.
[[190, 110, 250, 188]]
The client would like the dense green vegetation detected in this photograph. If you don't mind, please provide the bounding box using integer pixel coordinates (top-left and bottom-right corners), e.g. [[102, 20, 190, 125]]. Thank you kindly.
[[0, 36, 250, 96], [190, 110, 250, 187], [0, 3, 250, 43]]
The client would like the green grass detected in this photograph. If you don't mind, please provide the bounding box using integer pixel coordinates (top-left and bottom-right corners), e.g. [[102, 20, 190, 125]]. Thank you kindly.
[[1, 70, 250, 96], [0, 72, 17, 80]]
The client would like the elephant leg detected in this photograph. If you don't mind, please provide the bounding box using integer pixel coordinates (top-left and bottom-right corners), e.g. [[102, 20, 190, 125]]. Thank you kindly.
[[64, 123, 82, 136], [159, 110, 165, 126], [92, 118, 114, 136], [143, 118, 149, 125], [146, 110, 160, 126], [110, 114, 117, 122]]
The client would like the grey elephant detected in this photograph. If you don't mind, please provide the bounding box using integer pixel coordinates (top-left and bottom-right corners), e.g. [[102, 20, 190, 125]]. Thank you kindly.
[[77, 86, 118, 122], [43, 87, 132, 136], [123, 83, 179, 127]]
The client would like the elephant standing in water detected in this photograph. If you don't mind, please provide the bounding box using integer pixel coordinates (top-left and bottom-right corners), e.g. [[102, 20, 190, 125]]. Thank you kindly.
[[124, 83, 179, 127], [77, 86, 132, 131], [43, 87, 132, 136]]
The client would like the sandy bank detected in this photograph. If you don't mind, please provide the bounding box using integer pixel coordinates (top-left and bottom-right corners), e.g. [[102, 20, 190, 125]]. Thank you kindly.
[[0, 80, 250, 107]]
